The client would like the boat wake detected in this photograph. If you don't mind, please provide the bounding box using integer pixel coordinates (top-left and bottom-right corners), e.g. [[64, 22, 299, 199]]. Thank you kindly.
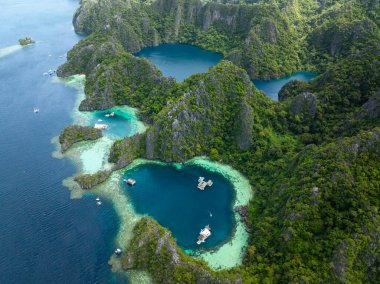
[[0, 45, 22, 59]]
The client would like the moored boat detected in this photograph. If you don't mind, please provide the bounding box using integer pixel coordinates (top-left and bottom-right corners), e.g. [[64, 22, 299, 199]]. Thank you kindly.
[[196, 225, 211, 244]]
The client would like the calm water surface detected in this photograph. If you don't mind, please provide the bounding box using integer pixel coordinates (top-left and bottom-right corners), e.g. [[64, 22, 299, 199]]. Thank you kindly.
[[0, 0, 126, 282], [123, 164, 235, 250], [135, 43, 223, 82], [0, 1, 233, 282], [253, 71, 317, 100], [88, 108, 139, 140]]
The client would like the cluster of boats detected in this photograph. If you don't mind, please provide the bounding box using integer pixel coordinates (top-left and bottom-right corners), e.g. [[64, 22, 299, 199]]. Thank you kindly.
[[196, 177, 213, 244], [42, 69, 56, 76], [95, 197, 102, 206], [197, 176, 213, 190], [94, 123, 108, 130], [93, 112, 116, 129]]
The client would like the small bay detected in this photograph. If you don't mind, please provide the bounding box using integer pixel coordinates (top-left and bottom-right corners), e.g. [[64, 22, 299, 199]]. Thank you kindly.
[[253, 71, 317, 100]]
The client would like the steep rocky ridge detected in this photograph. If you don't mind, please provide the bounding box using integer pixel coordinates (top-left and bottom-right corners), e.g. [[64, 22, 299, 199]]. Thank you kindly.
[[70, 0, 380, 79], [279, 44, 380, 143], [57, 34, 177, 122], [245, 128, 380, 283], [144, 61, 276, 162], [122, 217, 244, 283]]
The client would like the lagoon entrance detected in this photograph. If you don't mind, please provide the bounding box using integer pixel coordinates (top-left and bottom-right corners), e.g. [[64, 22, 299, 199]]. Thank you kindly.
[[122, 164, 235, 249]]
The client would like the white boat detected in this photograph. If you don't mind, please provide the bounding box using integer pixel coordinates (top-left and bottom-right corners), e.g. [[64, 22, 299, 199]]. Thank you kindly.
[[105, 111, 115, 118], [96, 197, 100, 201], [96, 201, 102, 205], [33, 108, 39, 113], [94, 123, 108, 130], [124, 178, 136, 186], [114, 248, 122, 255], [196, 225, 211, 245]]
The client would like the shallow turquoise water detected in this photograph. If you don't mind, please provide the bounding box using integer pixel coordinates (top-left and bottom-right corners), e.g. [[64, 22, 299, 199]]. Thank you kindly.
[[135, 43, 223, 82], [88, 108, 140, 140], [122, 164, 235, 250], [253, 71, 317, 100]]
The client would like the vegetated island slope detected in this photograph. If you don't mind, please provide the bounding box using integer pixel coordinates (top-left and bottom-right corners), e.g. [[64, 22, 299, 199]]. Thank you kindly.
[[72, 0, 380, 79], [57, 0, 380, 282], [59, 125, 102, 152]]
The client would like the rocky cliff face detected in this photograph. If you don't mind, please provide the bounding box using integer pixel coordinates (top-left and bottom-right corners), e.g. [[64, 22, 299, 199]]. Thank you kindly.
[[109, 134, 145, 169], [70, 0, 307, 79], [58, 34, 175, 116], [360, 90, 380, 119], [246, 127, 380, 282], [144, 61, 269, 162], [122, 217, 242, 283], [69, 0, 380, 82]]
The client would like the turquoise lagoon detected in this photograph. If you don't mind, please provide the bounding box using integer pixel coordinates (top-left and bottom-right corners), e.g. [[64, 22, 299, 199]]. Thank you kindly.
[[60, 43, 250, 274], [135, 43, 223, 82], [253, 71, 317, 100], [123, 164, 235, 249]]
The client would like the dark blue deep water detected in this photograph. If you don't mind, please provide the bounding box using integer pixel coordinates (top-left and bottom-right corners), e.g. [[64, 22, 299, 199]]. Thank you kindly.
[[0, 0, 126, 282], [123, 164, 235, 250], [135, 43, 223, 82], [253, 71, 317, 100]]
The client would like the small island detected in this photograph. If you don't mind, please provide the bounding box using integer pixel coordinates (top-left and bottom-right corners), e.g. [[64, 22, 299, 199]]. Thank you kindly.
[[18, 37, 35, 46], [74, 170, 111, 190], [59, 125, 102, 152]]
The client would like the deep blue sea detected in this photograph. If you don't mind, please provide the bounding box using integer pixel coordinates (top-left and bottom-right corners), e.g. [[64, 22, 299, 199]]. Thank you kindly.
[[135, 43, 223, 82], [0, 0, 126, 282], [123, 164, 235, 250], [0, 1, 235, 282], [253, 71, 317, 100]]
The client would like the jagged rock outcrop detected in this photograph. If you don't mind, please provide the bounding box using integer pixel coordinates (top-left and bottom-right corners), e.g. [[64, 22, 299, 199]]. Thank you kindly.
[[58, 34, 175, 118], [57, 34, 120, 77], [246, 128, 380, 282], [122, 217, 242, 283], [59, 125, 102, 152], [69, 0, 308, 79], [68, 0, 380, 83], [289, 93, 317, 118], [74, 170, 112, 189], [278, 80, 309, 102], [309, 3, 380, 57], [109, 134, 145, 169], [360, 90, 380, 119], [144, 61, 272, 162]]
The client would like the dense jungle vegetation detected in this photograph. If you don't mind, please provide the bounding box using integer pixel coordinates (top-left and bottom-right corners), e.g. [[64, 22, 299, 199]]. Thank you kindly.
[[58, 0, 380, 282]]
